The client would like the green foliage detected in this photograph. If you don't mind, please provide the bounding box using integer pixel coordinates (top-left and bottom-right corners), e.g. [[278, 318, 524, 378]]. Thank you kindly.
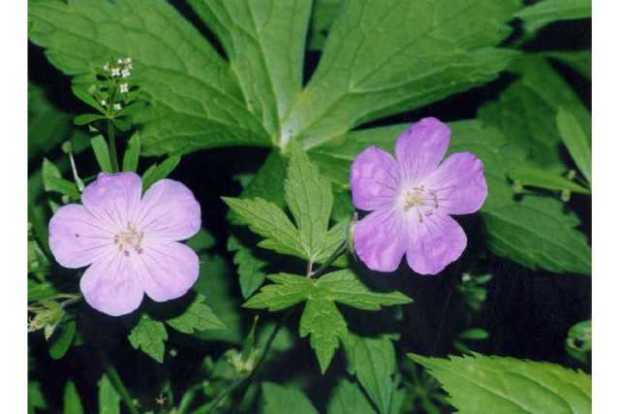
[[508, 164, 589, 194], [122, 132, 141, 172], [544, 50, 591, 80], [49, 319, 76, 360], [90, 135, 113, 173], [28, 83, 73, 161], [245, 271, 411, 373], [42, 158, 80, 199], [516, 0, 591, 35], [343, 334, 398, 414], [63, 381, 84, 414], [225, 145, 345, 264], [410, 354, 591, 414], [28, 0, 270, 155], [228, 236, 268, 299], [165, 294, 226, 335], [141, 156, 181, 190], [327, 379, 375, 414], [557, 107, 592, 183], [261, 382, 318, 414], [566, 320, 591, 364], [308, 0, 342, 51], [28, 382, 47, 414], [97, 374, 120, 414], [128, 314, 168, 363]]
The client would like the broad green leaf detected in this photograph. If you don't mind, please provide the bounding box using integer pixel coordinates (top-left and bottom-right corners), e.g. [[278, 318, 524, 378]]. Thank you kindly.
[[128, 314, 167, 363], [483, 196, 591, 274], [282, 0, 519, 148], [544, 50, 591, 80], [90, 135, 113, 173], [223, 197, 306, 259], [300, 296, 348, 373], [141, 156, 180, 190], [244, 273, 314, 311], [285, 146, 334, 261], [316, 270, 412, 310], [188, 0, 312, 140], [327, 379, 375, 414], [98, 374, 120, 414], [343, 334, 397, 414], [308, 0, 342, 51], [28, 82, 73, 161], [28, 382, 47, 414], [228, 236, 268, 299], [186, 229, 216, 253], [73, 113, 106, 126], [556, 107, 591, 183], [63, 381, 84, 414], [508, 164, 589, 194], [49, 319, 76, 360], [238, 151, 288, 206], [410, 353, 591, 414], [122, 132, 141, 172], [479, 56, 590, 168], [516, 0, 591, 35], [261, 382, 318, 414], [42, 158, 80, 199], [165, 294, 226, 334], [28, 280, 58, 302], [28, 0, 270, 155]]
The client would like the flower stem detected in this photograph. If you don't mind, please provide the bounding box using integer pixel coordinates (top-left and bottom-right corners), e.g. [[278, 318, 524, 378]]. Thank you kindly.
[[100, 350, 139, 414], [310, 239, 348, 278], [107, 119, 120, 172]]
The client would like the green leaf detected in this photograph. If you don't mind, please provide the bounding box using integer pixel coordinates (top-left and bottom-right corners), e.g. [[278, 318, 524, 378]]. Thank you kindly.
[[49, 319, 76, 360], [327, 379, 375, 414], [63, 381, 84, 414], [128, 314, 167, 363], [285, 146, 334, 261], [544, 50, 591, 80], [459, 328, 490, 341], [410, 353, 591, 414], [244, 273, 314, 311], [28, 0, 270, 155], [28, 82, 73, 161], [186, 229, 216, 253], [73, 113, 106, 126], [316, 270, 412, 310], [556, 107, 591, 183], [261, 382, 318, 414], [508, 164, 589, 194], [188, 0, 312, 141], [479, 56, 590, 168], [300, 296, 348, 374], [98, 374, 120, 414], [228, 236, 268, 299], [344, 334, 397, 414], [223, 197, 306, 259], [122, 132, 141, 172], [90, 135, 113, 173], [42, 158, 80, 199], [516, 0, 591, 36], [28, 280, 58, 302], [28, 382, 47, 414], [141, 156, 181, 190], [308, 0, 342, 51], [165, 294, 226, 334], [245, 270, 410, 372], [282, 0, 519, 148]]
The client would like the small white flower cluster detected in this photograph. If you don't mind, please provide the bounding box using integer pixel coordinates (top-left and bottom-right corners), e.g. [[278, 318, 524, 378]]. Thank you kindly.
[[104, 57, 133, 79]]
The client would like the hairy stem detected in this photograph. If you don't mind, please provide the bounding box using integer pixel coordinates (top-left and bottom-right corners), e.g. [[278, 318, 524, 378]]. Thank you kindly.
[[310, 239, 348, 278], [107, 119, 119, 172]]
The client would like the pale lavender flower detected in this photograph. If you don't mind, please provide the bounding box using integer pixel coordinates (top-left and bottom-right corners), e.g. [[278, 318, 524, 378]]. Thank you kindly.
[[350, 117, 487, 275], [48, 172, 201, 316]]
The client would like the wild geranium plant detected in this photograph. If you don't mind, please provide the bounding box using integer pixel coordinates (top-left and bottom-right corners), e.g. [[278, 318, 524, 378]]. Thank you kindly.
[[28, 1, 591, 413]]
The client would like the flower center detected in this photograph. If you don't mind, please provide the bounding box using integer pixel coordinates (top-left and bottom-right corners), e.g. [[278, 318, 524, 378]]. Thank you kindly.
[[401, 185, 440, 223], [114, 223, 144, 257]]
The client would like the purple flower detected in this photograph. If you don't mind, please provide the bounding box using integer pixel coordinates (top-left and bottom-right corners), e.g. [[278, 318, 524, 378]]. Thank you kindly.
[[48, 172, 201, 316], [350, 118, 487, 275]]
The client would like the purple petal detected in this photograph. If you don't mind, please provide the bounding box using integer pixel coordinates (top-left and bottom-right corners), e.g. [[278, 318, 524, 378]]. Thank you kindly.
[[406, 215, 467, 275], [426, 152, 488, 215], [48, 204, 113, 268], [134, 242, 199, 302], [350, 146, 400, 211], [81, 172, 143, 230], [395, 118, 451, 181], [353, 208, 407, 272], [80, 254, 144, 316], [137, 179, 201, 241]]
